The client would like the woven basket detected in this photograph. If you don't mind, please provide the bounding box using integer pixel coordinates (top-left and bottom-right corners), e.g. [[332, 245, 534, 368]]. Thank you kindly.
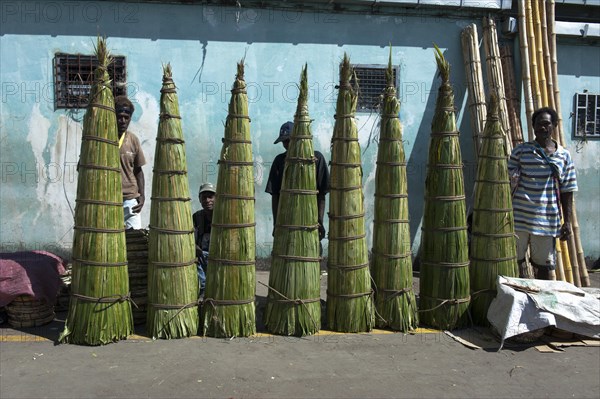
[[6, 295, 55, 328], [126, 229, 149, 325]]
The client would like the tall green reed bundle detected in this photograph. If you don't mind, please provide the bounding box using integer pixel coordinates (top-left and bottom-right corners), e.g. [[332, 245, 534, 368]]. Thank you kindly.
[[264, 65, 321, 336], [470, 94, 518, 326], [371, 51, 418, 332], [146, 64, 199, 339], [59, 37, 133, 345], [202, 61, 256, 338], [418, 46, 470, 330], [327, 53, 374, 333]]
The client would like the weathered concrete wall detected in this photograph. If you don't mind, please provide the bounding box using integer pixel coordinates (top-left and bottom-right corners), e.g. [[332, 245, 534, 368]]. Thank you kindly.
[[1, 1, 598, 258]]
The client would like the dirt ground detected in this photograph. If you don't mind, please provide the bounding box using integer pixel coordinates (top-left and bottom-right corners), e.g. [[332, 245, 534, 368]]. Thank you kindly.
[[1, 270, 599, 399]]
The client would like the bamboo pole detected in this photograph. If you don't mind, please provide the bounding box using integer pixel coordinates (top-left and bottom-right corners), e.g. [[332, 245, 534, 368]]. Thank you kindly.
[[557, 242, 572, 283], [525, 0, 541, 110], [539, 0, 555, 111], [532, 0, 548, 105], [518, 0, 535, 139], [461, 24, 487, 159], [573, 201, 590, 286], [555, 244, 565, 281], [482, 17, 512, 155], [499, 45, 524, 147]]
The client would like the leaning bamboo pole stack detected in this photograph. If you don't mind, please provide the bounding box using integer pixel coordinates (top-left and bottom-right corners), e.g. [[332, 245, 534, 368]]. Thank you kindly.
[[499, 45, 524, 147], [203, 61, 256, 337], [461, 24, 487, 159], [418, 46, 470, 330], [146, 64, 199, 339], [470, 94, 519, 326], [59, 38, 133, 345], [371, 50, 418, 332], [264, 65, 321, 336], [327, 53, 374, 333], [546, 0, 589, 287], [518, 0, 535, 138], [552, 0, 588, 286], [482, 17, 513, 155]]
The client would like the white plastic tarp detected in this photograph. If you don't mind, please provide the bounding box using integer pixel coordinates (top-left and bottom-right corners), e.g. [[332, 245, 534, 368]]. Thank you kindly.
[[487, 276, 600, 349]]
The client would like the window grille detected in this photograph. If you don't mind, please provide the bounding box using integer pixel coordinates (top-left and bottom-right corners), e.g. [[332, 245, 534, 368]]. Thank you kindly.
[[350, 65, 399, 112], [53, 53, 127, 109], [574, 92, 600, 139]]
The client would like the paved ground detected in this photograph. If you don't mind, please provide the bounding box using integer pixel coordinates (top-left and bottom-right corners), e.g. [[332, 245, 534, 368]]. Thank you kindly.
[[1, 270, 599, 399]]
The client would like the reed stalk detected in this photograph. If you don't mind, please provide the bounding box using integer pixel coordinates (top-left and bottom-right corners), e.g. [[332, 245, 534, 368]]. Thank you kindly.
[[59, 37, 133, 345], [418, 46, 470, 330], [202, 61, 256, 337], [264, 65, 321, 336], [371, 49, 418, 332], [327, 53, 374, 333], [146, 64, 199, 339], [470, 94, 518, 326]]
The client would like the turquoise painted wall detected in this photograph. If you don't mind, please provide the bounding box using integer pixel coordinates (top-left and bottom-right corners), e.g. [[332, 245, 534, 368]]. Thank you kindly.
[[1, 1, 598, 258]]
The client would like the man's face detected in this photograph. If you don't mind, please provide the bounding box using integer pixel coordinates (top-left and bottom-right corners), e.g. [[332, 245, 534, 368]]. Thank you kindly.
[[533, 112, 555, 141], [282, 139, 290, 150], [117, 107, 133, 134], [200, 192, 215, 211]]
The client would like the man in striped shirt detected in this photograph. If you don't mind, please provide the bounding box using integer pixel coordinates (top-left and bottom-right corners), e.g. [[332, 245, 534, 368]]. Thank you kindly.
[[508, 107, 578, 280]]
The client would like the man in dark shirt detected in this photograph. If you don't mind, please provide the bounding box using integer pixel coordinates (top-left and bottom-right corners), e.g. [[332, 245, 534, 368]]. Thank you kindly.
[[265, 121, 330, 240], [193, 182, 215, 294]]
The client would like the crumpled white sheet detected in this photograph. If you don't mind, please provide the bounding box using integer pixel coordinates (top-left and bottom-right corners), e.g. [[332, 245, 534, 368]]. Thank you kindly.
[[487, 276, 600, 349]]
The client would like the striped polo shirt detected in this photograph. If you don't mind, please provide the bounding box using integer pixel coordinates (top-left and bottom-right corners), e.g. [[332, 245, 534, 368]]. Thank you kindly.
[[508, 141, 578, 237]]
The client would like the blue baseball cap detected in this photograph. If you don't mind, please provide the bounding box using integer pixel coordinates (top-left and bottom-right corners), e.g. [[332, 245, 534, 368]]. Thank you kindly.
[[274, 121, 294, 144]]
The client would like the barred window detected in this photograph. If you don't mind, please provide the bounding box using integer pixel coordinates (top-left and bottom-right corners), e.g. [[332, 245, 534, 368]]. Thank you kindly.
[[53, 53, 127, 109], [574, 92, 600, 139], [350, 65, 399, 113]]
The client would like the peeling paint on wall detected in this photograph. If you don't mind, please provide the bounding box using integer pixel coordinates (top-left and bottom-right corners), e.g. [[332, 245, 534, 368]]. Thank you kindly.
[[1, 1, 598, 258]]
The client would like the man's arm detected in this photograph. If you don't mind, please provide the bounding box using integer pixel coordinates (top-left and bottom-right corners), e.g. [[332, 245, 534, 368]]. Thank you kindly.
[[559, 191, 573, 240], [132, 167, 145, 213], [271, 194, 280, 235], [317, 194, 326, 240]]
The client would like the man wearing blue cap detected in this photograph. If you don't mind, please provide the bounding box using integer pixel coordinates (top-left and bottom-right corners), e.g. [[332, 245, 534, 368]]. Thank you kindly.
[[266, 121, 330, 241]]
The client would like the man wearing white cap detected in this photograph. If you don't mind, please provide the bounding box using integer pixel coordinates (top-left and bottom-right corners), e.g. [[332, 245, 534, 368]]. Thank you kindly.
[[193, 182, 216, 294]]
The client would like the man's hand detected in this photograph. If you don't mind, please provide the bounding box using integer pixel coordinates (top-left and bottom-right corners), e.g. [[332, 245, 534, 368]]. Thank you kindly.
[[132, 195, 145, 213], [559, 222, 572, 241]]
